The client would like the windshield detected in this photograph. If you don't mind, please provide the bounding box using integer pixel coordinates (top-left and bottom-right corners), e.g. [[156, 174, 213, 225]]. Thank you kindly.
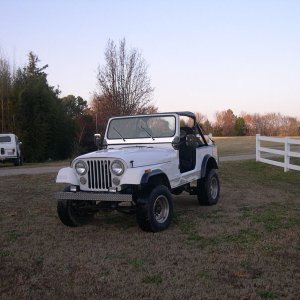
[[107, 115, 176, 140]]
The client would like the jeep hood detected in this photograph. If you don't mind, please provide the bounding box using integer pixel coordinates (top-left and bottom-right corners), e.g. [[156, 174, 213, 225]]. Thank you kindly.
[[76, 146, 176, 168]]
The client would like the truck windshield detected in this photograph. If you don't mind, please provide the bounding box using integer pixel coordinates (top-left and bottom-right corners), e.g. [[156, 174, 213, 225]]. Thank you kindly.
[[107, 115, 176, 140], [0, 136, 11, 143]]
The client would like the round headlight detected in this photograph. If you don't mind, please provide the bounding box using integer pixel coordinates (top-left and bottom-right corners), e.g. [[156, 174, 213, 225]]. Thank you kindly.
[[75, 160, 88, 175], [111, 160, 125, 176]]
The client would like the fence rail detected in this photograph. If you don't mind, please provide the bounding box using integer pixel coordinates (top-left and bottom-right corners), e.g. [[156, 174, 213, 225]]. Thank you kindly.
[[256, 134, 300, 172]]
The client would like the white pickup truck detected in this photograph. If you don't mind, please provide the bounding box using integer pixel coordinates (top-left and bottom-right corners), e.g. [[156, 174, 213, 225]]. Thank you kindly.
[[0, 133, 23, 166], [55, 111, 220, 232]]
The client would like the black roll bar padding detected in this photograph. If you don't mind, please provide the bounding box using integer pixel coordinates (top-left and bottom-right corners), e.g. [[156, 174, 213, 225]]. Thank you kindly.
[[196, 123, 208, 146]]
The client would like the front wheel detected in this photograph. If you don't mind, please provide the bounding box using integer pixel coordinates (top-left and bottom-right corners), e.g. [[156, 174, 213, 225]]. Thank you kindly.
[[136, 185, 173, 232], [197, 169, 220, 206], [57, 186, 96, 226]]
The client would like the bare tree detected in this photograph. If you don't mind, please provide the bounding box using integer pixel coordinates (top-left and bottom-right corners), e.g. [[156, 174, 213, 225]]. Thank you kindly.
[[214, 109, 236, 136], [194, 112, 207, 124], [280, 116, 299, 136], [240, 112, 300, 136], [90, 94, 112, 134], [193, 112, 212, 133], [97, 38, 154, 116], [240, 112, 257, 135]]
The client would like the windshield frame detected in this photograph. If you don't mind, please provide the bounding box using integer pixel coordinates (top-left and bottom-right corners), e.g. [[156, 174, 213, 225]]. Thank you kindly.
[[105, 114, 178, 144]]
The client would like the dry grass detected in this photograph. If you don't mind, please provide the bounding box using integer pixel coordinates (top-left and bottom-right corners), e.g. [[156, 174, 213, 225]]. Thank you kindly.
[[1, 161, 300, 299], [214, 136, 256, 156], [215, 136, 300, 158]]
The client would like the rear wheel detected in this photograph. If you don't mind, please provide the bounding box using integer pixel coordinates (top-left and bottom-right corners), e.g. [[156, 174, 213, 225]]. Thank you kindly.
[[197, 169, 220, 206], [57, 186, 96, 226], [14, 153, 23, 166], [136, 185, 173, 232]]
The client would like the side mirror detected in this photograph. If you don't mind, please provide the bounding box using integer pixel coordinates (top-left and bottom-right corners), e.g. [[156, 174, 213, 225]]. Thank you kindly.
[[94, 133, 101, 150], [186, 134, 197, 148], [172, 136, 180, 150]]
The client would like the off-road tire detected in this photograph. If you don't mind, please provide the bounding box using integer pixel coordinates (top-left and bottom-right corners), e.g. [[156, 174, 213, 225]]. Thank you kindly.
[[136, 185, 173, 232], [14, 154, 23, 166], [197, 169, 220, 206], [57, 186, 95, 226]]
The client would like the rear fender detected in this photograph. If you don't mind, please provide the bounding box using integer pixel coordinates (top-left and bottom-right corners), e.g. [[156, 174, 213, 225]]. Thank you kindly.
[[201, 155, 218, 178], [56, 167, 79, 185]]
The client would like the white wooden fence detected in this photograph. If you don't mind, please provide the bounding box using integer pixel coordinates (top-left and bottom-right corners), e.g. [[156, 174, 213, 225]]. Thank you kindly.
[[256, 134, 300, 172]]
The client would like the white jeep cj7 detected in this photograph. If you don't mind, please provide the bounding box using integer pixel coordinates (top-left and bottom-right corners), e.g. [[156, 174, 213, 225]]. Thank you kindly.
[[55, 111, 220, 232]]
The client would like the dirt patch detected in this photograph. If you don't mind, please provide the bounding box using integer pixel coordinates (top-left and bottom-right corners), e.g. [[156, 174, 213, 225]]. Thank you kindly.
[[1, 162, 300, 299]]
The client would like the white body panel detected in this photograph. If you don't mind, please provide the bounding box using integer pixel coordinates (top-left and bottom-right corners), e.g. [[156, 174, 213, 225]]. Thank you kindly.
[[75, 146, 175, 168], [55, 112, 218, 192], [0, 133, 21, 161], [56, 167, 79, 185], [56, 144, 217, 189]]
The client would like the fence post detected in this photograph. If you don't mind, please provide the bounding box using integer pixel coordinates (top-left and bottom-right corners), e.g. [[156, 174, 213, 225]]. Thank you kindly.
[[284, 137, 290, 172], [256, 134, 260, 161]]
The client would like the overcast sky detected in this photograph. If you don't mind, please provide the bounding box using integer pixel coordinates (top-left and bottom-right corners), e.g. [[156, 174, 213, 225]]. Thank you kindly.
[[0, 0, 299, 120]]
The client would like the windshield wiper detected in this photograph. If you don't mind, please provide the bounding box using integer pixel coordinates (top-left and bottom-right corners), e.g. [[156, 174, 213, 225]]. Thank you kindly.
[[140, 126, 155, 140], [113, 127, 126, 141]]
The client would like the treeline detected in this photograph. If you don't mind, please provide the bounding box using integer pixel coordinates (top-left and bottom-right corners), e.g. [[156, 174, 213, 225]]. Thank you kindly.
[[0, 52, 95, 162], [195, 109, 300, 137], [1, 48, 299, 162], [0, 40, 156, 162]]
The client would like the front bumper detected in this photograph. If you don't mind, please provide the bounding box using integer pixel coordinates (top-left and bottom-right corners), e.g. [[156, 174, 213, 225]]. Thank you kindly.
[[55, 191, 132, 202]]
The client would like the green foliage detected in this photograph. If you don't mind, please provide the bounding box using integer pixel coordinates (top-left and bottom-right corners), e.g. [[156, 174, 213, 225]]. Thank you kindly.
[[257, 290, 277, 299], [245, 203, 300, 232], [129, 258, 145, 268], [62, 95, 88, 118], [223, 229, 261, 248], [0, 249, 14, 257], [6, 52, 78, 162], [234, 116, 246, 136], [13, 53, 73, 161], [61, 96, 96, 155], [142, 274, 162, 285], [0, 56, 14, 133]]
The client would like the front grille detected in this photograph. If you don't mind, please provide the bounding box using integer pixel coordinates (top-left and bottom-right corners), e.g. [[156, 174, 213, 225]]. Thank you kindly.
[[87, 159, 112, 190]]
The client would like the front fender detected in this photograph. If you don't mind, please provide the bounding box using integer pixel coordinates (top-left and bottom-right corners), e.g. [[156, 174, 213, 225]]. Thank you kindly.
[[56, 167, 79, 185], [140, 169, 171, 189]]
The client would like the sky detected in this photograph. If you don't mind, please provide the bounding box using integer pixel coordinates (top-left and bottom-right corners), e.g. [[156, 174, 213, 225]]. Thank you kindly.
[[0, 0, 299, 121]]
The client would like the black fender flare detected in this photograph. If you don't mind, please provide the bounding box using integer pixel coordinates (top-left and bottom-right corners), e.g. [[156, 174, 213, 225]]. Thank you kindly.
[[201, 155, 218, 178], [140, 169, 171, 189]]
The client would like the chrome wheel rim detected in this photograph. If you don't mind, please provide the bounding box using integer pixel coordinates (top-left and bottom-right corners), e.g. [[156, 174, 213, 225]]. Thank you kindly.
[[153, 195, 169, 223], [210, 177, 218, 199]]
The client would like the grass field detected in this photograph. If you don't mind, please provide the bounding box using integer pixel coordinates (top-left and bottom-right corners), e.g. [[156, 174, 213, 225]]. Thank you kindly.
[[214, 136, 256, 156], [215, 135, 300, 157], [1, 160, 300, 299]]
